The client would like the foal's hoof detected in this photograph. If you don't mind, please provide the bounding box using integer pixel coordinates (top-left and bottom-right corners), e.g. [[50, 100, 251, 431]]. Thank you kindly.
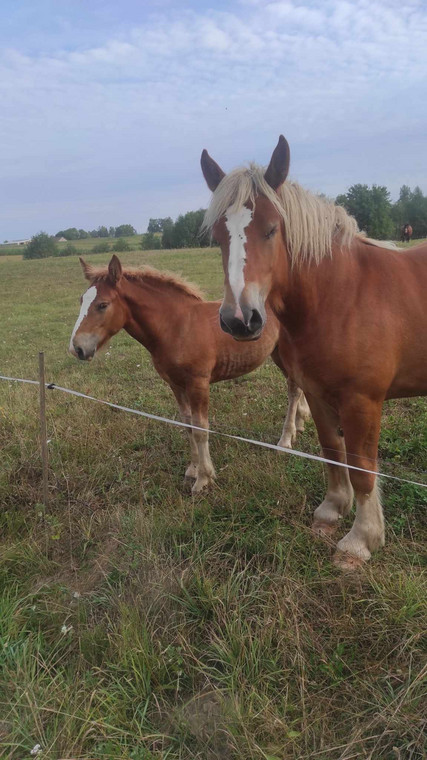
[[183, 475, 196, 491], [191, 474, 216, 494], [277, 436, 294, 449], [312, 520, 338, 539], [332, 551, 366, 571]]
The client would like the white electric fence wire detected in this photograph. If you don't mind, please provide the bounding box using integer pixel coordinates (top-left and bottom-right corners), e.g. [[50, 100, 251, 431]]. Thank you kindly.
[[0, 374, 426, 489]]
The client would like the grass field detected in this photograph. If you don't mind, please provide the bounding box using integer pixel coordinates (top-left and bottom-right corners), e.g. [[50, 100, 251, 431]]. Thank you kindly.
[[0, 248, 426, 759]]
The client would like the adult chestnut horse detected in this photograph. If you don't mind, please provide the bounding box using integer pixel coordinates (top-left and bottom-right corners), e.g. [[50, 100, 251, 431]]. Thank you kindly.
[[69, 256, 309, 493], [201, 136, 427, 568], [401, 223, 413, 243]]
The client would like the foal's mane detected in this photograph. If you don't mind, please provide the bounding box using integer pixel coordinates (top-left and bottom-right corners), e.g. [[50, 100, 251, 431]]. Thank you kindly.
[[202, 163, 361, 265], [86, 265, 204, 301]]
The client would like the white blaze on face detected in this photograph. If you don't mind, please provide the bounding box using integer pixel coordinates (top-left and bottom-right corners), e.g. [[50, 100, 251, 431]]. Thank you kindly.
[[225, 205, 253, 309], [69, 285, 97, 352]]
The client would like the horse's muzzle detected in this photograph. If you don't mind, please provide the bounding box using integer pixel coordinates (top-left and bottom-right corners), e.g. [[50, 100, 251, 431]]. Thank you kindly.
[[219, 307, 264, 341]]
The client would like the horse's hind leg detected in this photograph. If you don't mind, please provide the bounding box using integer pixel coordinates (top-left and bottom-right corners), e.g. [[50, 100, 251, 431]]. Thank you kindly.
[[308, 396, 353, 537], [171, 385, 199, 482], [187, 381, 216, 493], [278, 378, 304, 448], [335, 397, 384, 568]]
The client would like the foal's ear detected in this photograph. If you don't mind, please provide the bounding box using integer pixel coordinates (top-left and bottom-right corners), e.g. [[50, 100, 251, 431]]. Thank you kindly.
[[79, 257, 94, 281], [264, 135, 290, 191], [201, 149, 226, 192], [108, 254, 123, 284]]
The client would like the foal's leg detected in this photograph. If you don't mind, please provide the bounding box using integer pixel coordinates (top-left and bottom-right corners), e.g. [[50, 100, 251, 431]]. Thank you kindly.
[[295, 392, 311, 433], [187, 381, 216, 493], [278, 378, 304, 448], [308, 396, 353, 536], [271, 346, 307, 448], [335, 397, 384, 568], [170, 385, 199, 481]]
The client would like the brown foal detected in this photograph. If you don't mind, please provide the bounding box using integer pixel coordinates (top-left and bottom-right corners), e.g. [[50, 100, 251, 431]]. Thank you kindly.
[[69, 255, 309, 492], [201, 136, 427, 566]]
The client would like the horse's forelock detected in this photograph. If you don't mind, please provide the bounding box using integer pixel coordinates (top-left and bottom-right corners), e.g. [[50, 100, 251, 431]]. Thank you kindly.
[[202, 163, 359, 264]]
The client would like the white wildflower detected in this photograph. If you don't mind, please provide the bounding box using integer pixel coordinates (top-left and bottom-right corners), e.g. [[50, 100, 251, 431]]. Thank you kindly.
[[30, 744, 42, 756], [60, 624, 73, 634]]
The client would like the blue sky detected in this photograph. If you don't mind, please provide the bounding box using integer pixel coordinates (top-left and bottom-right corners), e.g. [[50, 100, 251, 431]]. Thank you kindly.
[[1, 0, 426, 239]]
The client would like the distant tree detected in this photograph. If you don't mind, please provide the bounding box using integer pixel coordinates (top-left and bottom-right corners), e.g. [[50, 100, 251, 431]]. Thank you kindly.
[[57, 227, 80, 240], [115, 224, 136, 237], [78, 229, 89, 239], [168, 209, 210, 248], [336, 184, 393, 239], [161, 218, 175, 249], [56, 243, 79, 257], [112, 238, 131, 252], [140, 232, 162, 250], [97, 226, 109, 238], [108, 226, 116, 238], [147, 217, 172, 234], [92, 241, 111, 254], [23, 232, 58, 259]]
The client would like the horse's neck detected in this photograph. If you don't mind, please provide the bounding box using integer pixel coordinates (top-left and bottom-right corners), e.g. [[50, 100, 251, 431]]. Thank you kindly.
[[121, 276, 193, 353]]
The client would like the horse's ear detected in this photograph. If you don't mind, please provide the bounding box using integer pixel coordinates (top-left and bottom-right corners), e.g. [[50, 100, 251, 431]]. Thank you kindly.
[[201, 149, 226, 192], [264, 135, 290, 191], [108, 254, 122, 284], [79, 257, 94, 281]]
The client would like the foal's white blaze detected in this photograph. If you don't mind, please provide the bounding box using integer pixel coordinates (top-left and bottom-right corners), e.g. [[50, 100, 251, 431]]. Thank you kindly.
[[225, 205, 253, 311], [69, 286, 97, 351]]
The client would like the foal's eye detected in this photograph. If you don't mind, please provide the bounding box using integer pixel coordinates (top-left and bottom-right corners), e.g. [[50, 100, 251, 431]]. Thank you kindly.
[[265, 226, 278, 240], [97, 302, 108, 311]]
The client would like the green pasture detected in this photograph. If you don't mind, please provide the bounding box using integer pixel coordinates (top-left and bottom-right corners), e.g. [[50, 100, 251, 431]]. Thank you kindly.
[[0, 249, 426, 759]]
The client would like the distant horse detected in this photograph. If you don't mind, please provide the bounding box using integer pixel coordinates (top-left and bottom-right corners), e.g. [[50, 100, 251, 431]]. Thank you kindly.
[[401, 223, 413, 243], [201, 136, 427, 567], [69, 256, 309, 493]]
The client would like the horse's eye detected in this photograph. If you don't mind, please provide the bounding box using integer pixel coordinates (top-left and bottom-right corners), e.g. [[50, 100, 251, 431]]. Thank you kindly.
[[265, 226, 277, 240], [97, 302, 108, 311]]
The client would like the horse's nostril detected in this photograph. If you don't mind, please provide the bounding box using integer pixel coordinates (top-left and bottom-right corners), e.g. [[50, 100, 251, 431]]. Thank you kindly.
[[76, 346, 85, 360], [248, 309, 263, 333]]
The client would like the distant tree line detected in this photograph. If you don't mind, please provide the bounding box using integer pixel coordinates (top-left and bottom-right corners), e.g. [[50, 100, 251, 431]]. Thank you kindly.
[[336, 184, 427, 239], [55, 224, 136, 240], [17, 183, 427, 261]]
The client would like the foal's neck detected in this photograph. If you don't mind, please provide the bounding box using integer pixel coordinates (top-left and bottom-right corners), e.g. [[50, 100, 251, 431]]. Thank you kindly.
[[120, 275, 196, 353]]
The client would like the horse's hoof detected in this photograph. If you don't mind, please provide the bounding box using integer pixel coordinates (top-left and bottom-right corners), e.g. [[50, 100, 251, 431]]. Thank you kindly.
[[332, 551, 366, 571], [312, 520, 338, 539]]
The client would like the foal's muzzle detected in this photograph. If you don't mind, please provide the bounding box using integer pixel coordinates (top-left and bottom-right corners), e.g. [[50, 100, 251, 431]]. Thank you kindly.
[[70, 335, 97, 361], [219, 305, 265, 341]]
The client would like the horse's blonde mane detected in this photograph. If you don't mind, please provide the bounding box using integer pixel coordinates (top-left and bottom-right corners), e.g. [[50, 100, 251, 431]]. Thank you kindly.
[[202, 163, 360, 264], [86, 265, 204, 301]]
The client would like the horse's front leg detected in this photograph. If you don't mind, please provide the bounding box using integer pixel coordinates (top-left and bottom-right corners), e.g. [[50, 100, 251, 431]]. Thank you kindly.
[[278, 378, 304, 448], [335, 396, 384, 569], [187, 381, 216, 493], [308, 395, 353, 537], [170, 384, 199, 482]]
